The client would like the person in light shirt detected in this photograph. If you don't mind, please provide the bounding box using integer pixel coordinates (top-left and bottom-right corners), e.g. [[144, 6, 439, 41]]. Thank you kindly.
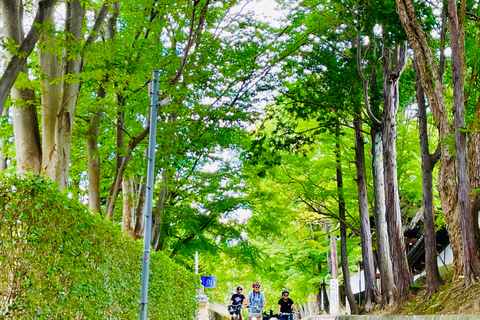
[[246, 282, 266, 320]]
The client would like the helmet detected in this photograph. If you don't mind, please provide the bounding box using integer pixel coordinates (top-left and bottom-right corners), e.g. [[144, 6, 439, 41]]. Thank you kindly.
[[252, 282, 261, 288], [282, 289, 289, 295], [237, 285, 243, 290]]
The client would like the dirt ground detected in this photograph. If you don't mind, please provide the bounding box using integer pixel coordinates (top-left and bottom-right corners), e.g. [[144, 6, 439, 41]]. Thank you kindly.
[[369, 269, 480, 315]]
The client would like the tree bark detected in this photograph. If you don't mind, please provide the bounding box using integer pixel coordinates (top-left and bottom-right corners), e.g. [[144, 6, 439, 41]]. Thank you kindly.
[[448, 0, 480, 286], [0, 0, 58, 117], [151, 171, 171, 251], [415, 61, 444, 297], [0, 107, 9, 171], [122, 178, 135, 238], [330, 224, 339, 279], [395, 0, 464, 280], [382, 36, 411, 303], [39, 14, 61, 176], [1, 0, 42, 174], [354, 114, 382, 310], [116, 110, 125, 176], [335, 123, 360, 315], [86, 88, 104, 214], [468, 98, 480, 244], [134, 174, 147, 239], [54, 0, 85, 189], [371, 128, 396, 305]]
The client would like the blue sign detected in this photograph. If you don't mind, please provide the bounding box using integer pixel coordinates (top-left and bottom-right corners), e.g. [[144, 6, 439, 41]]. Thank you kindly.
[[201, 276, 216, 288]]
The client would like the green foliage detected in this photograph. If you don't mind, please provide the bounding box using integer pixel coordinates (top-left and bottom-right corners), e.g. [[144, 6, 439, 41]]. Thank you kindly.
[[0, 174, 198, 319]]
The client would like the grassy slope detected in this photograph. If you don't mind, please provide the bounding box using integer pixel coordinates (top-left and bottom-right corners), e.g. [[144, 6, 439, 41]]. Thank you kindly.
[[371, 267, 480, 315]]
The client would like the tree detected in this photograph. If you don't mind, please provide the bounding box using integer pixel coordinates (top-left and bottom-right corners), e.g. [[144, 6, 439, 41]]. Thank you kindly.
[[448, 0, 480, 285], [414, 61, 444, 296], [356, 29, 396, 305], [353, 108, 382, 310], [0, 0, 58, 117], [335, 123, 361, 314], [0, 0, 42, 173], [395, 0, 464, 281], [381, 36, 412, 302]]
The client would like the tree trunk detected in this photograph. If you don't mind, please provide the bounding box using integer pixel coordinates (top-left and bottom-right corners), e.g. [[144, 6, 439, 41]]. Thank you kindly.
[[122, 178, 135, 238], [86, 6, 119, 214], [0, 107, 9, 171], [134, 174, 147, 239], [371, 128, 396, 305], [448, 0, 480, 286], [105, 126, 149, 220], [86, 88, 104, 214], [0, 0, 58, 117], [382, 36, 411, 303], [335, 123, 360, 315], [415, 61, 444, 297], [116, 110, 125, 176], [468, 99, 480, 244], [151, 171, 171, 251], [354, 114, 382, 310], [1, 0, 42, 174], [357, 30, 395, 305], [11, 83, 42, 174], [39, 14, 61, 177], [330, 226, 339, 279], [395, 0, 464, 280], [54, 0, 84, 189]]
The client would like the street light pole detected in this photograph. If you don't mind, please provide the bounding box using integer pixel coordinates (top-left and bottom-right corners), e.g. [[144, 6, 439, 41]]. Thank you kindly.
[[139, 71, 171, 320]]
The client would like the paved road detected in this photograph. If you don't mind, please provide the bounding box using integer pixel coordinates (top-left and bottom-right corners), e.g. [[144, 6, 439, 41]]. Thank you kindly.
[[303, 315, 336, 320]]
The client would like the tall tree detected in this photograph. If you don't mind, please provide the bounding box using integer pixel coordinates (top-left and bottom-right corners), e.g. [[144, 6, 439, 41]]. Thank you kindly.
[[357, 29, 396, 306], [381, 35, 412, 302], [0, 0, 42, 173], [0, 0, 58, 117], [414, 61, 444, 296], [335, 123, 361, 315], [448, 0, 480, 285], [395, 0, 464, 281], [353, 110, 382, 310]]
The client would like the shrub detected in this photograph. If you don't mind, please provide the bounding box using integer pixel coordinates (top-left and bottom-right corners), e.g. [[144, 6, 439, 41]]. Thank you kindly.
[[0, 173, 198, 319]]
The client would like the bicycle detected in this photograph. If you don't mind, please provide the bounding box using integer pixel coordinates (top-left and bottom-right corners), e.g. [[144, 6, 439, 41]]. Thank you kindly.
[[228, 304, 242, 320], [247, 305, 263, 320], [279, 311, 298, 320]]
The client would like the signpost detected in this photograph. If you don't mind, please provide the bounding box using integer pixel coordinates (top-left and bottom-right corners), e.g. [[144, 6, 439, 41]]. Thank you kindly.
[[329, 278, 339, 315]]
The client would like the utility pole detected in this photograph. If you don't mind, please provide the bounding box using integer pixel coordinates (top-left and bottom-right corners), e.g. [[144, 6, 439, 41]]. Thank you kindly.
[[139, 70, 171, 320]]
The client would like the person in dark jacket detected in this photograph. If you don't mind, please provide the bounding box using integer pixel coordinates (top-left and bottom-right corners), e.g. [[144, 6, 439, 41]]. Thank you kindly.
[[277, 289, 299, 320]]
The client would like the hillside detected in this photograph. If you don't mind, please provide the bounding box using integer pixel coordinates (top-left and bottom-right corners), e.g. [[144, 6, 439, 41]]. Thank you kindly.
[[370, 269, 480, 315]]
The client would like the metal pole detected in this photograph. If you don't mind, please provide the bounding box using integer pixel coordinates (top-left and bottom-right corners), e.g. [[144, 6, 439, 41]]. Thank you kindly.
[[139, 70, 160, 320], [195, 251, 198, 275]]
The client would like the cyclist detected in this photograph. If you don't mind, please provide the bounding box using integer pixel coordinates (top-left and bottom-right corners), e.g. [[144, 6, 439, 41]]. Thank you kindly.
[[228, 285, 246, 319], [277, 289, 299, 320], [246, 282, 266, 320]]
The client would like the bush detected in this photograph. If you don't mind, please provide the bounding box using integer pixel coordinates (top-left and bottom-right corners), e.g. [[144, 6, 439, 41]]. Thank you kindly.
[[0, 174, 198, 319]]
